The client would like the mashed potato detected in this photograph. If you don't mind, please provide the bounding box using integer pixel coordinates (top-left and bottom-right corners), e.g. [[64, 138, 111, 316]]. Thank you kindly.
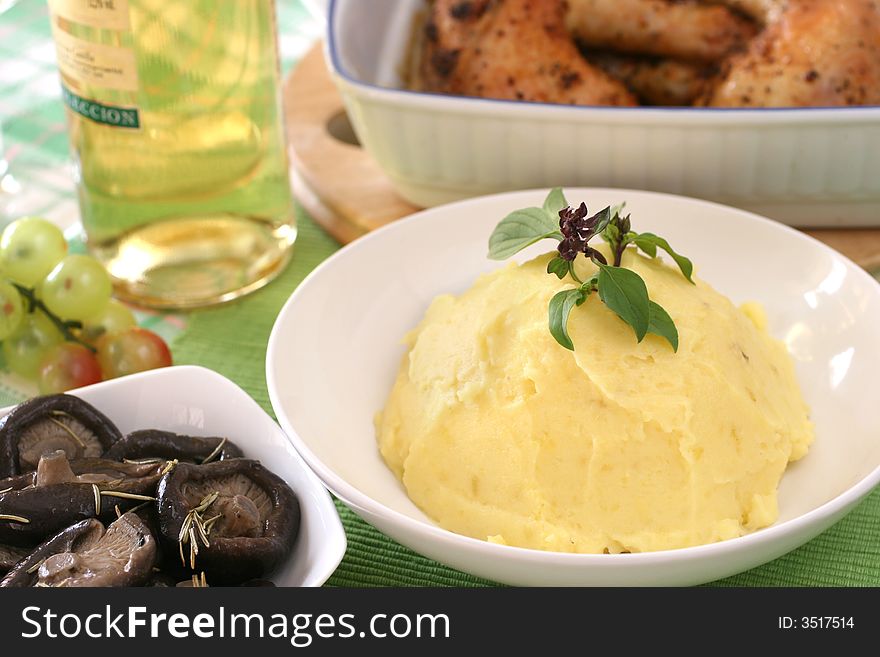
[[376, 250, 813, 553]]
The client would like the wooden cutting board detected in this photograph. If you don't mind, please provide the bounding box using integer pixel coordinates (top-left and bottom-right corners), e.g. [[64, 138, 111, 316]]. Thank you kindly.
[[283, 43, 880, 271]]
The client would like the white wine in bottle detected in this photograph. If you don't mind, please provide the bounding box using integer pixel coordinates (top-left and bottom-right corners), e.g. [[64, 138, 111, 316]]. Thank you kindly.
[[49, 0, 296, 308]]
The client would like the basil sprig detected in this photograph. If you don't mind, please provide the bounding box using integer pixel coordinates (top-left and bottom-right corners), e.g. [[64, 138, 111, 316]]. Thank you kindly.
[[488, 188, 693, 352]]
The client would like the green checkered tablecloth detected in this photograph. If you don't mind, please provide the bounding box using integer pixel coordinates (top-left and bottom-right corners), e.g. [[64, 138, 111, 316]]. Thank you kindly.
[[1, 0, 878, 587]]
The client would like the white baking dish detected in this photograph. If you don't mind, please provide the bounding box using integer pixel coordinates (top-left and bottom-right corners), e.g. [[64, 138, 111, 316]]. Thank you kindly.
[[324, 0, 880, 227]]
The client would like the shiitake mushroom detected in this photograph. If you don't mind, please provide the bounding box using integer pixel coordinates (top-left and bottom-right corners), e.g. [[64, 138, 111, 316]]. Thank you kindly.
[[104, 430, 243, 464], [0, 451, 167, 491], [0, 543, 28, 576], [157, 460, 300, 585], [0, 452, 165, 547], [1, 513, 157, 587], [146, 571, 178, 587], [0, 395, 122, 478], [0, 396, 301, 586], [1, 519, 102, 586]]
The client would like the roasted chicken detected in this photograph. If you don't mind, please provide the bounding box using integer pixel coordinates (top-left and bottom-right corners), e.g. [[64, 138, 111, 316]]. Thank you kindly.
[[702, 0, 880, 107], [418, 0, 637, 105], [566, 0, 756, 63], [415, 0, 880, 108], [587, 52, 713, 106]]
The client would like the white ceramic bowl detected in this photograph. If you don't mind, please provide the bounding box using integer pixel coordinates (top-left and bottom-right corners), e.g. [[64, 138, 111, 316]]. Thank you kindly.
[[1, 366, 346, 587], [325, 0, 880, 227], [267, 188, 880, 586]]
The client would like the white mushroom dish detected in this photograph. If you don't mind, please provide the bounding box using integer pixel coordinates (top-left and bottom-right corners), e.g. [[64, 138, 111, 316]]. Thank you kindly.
[[0, 394, 300, 587]]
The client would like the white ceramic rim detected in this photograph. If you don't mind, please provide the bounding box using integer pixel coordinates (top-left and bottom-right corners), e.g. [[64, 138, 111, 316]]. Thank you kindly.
[[301, 0, 329, 23], [0, 365, 348, 587], [326, 0, 880, 123], [267, 187, 880, 568]]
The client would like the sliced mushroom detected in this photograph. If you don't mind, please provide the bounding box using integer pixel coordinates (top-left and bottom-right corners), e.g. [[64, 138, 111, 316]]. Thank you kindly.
[[0, 452, 167, 492], [0, 542, 28, 576], [104, 430, 243, 464], [1, 518, 102, 586], [0, 452, 164, 547], [68, 457, 169, 486], [35, 449, 77, 486], [1, 514, 156, 587], [0, 395, 122, 478], [157, 460, 299, 584], [146, 571, 178, 587], [0, 470, 37, 494]]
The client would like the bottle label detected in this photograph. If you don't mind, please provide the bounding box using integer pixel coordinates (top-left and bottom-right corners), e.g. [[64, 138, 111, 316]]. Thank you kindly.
[[61, 85, 140, 129], [47, 0, 131, 31], [51, 24, 139, 92]]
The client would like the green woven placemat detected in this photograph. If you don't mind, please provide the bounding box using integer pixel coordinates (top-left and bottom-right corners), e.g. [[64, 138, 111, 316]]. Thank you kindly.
[[171, 204, 880, 588], [169, 207, 501, 587], [2, 0, 878, 588]]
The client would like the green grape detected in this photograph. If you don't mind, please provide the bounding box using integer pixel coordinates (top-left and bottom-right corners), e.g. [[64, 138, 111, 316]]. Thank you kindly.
[[3, 312, 64, 379], [0, 279, 24, 340], [0, 217, 68, 286], [40, 255, 112, 321], [80, 299, 136, 345]]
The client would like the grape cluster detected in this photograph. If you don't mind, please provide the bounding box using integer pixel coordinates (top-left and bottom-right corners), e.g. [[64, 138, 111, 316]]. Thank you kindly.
[[0, 217, 172, 393]]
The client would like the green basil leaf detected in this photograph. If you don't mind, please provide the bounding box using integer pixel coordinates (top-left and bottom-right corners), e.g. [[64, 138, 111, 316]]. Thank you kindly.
[[597, 265, 651, 341], [488, 207, 562, 260], [580, 275, 599, 295], [548, 288, 585, 351], [600, 222, 620, 246], [546, 256, 571, 279], [632, 234, 657, 258], [632, 232, 693, 283], [647, 301, 679, 352], [591, 206, 613, 236], [542, 187, 569, 217]]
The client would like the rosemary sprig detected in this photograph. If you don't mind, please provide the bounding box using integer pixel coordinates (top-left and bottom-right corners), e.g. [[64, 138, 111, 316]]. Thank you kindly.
[[27, 559, 45, 574], [178, 492, 220, 570], [92, 484, 101, 516], [160, 459, 179, 476], [100, 491, 157, 502], [0, 513, 30, 524], [202, 513, 222, 533], [48, 416, 87, 448], [201, 438, 227, 465], [125, 500, 152, 516]]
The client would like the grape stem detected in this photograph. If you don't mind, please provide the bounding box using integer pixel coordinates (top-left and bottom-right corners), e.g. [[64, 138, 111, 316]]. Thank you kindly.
[[11, 283, 97, 353]]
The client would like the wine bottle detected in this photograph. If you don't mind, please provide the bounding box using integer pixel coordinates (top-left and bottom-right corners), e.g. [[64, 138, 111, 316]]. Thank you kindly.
[[49, 0, 296, 308]]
